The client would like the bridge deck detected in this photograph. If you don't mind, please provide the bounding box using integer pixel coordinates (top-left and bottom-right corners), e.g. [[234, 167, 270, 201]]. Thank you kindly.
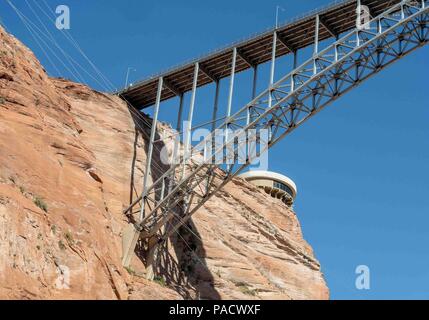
[[118, 0, 401, 108]]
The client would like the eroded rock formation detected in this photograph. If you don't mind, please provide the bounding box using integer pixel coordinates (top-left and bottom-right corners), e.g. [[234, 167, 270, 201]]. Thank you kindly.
[[0, 25, 328, 300]]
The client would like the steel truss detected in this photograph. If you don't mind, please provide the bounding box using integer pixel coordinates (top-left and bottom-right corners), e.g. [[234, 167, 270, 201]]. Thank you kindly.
[[122, 0, 429, 268]]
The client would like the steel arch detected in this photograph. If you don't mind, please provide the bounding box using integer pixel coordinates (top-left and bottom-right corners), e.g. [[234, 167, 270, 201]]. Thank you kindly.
[[122, 0, 429, 268]]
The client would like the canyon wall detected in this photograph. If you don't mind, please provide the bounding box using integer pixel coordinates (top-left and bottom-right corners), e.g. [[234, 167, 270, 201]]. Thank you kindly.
[[0, 25, 328, 300]]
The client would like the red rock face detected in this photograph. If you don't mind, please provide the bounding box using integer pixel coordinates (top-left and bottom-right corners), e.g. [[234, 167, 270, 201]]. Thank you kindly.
[[0, 25, 328, 300]]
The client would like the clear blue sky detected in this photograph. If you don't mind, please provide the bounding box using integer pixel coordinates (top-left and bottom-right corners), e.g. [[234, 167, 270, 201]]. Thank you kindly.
[[1, 0, 428, 300]]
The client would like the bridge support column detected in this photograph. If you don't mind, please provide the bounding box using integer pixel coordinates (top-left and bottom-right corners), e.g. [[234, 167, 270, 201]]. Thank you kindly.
[[121, 223, 140, 267], [226, 48, 237, 170], [145, 237, 160, 280], [139, 77, 163, 221], [176, 93, 184, 140], [252, 65, 258, 99], [293, 50, 298, 69], [314, 15, 320, 75], [357, 0, 362, 46], [169, 93, 184, 193], [159, 177, 166, 205], [268, 32, 277, 109], [207, 80, 220, 193], [210, 79, 220, 158], [291, 51, 298, 91], [123, 76, 163, 268], [211, 80, 220, 132], [174, 93, 184, 164], [182, 63, 199, 179], [227, 48, 237, 118], [247, 65, 258, 126]]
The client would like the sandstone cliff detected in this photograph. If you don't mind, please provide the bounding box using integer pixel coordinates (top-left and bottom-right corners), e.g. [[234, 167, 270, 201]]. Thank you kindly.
[[0, 25, 329, 300]]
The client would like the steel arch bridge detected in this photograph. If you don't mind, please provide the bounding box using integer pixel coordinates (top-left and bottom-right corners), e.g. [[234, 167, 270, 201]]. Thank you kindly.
[[119, 0, 429, 275]]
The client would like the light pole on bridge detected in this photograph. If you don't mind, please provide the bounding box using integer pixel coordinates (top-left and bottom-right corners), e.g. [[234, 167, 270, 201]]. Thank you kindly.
[[276, 5, 286, 29], [125, 67, 136, 88]]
